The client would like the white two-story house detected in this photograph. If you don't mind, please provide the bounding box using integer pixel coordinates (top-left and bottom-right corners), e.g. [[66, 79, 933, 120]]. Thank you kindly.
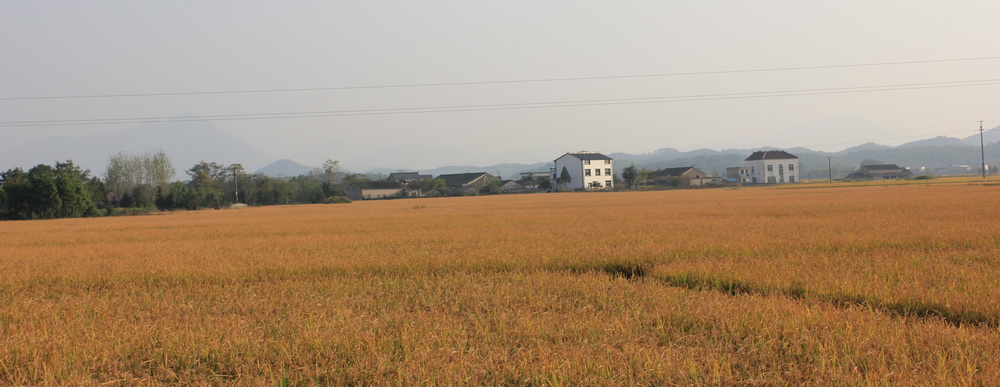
[[745, 150, 799, 184], [552, 152, 614, 190]]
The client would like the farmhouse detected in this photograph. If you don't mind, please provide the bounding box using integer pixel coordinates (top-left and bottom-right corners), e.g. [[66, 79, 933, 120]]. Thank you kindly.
[[519, 171, 551, 181], [845, 164, 913, 180], [726, 167, 751, 183], [745, 150, 799, 184], [649, 166, 710, 187], [345, 181, 405, 201], [553, 151, 614, 190], [386, 171, 432, 184], [499, 180, 523, 193], [437, 172, 499, 194]]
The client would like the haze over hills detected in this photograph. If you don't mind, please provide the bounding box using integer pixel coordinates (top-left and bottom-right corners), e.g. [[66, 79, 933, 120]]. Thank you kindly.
[[255, 159, 315, 177], [0, 115, 272, 180], [3, 114, 999, 181]]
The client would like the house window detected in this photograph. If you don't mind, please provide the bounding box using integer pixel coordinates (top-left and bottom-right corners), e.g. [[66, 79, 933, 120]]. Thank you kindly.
[[789, 176, 796, 183], [583, 160, 591, 165], [585, 169, 592, 176], [604, 160, 611, 164], [767, 176, 776, 183], [605, 180, 612, 187], [767, 165, 773, 172], [605, 168, 611, 175], [778, 164, 784, 175], [789, 164, 795, 171]]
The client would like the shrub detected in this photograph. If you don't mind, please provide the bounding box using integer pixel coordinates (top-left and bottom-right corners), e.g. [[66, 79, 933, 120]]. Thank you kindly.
[[324, 195, 352, 204]]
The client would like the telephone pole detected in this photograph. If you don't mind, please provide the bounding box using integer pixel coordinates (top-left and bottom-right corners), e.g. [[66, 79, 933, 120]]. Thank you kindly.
[[233, 164, 240, 203], [828, 157, 832, 183], [980, 121, 987, 178]]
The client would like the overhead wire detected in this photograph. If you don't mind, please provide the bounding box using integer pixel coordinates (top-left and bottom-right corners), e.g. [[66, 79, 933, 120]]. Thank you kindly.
[[2, 56, 1000, 101], [2, 78, 1000, 128]]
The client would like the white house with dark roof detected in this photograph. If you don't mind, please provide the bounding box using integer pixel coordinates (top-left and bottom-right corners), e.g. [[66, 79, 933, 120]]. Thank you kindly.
[[745, 150, 799, 184], [553, 151, 614, 190]]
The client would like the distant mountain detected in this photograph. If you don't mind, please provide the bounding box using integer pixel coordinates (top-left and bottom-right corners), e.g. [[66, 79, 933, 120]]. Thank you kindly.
[[0, 114, 273, 179], [897, 136, 968, 148], [962, 124, 1000, 145], [255, 159, 315, 177], [837, 142, 892, 154], [418, 162, 552, 181]]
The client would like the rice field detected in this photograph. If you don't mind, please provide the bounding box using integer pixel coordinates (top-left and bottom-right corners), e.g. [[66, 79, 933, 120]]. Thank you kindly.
[[2, 179, 999, 384]]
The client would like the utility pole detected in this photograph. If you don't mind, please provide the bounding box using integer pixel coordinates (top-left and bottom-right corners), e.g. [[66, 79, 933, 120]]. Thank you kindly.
[[980, 120, 987, 178], [828, 157, 833, 183], [233, 164, 240, 203]]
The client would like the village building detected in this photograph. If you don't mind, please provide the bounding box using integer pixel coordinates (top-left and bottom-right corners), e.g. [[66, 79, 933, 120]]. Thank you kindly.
[[345, 181, 405, 201], [649, 166, 711, 187], [845, 164, 913, 180], [725, 167, 751, 183], [436, 172, 499, 195], [519, 171, 551, 181], [498, 180, 524, 193], [745, 150, 799, 184], [386, 171, 432, 184], [552, 152, 614, 190]]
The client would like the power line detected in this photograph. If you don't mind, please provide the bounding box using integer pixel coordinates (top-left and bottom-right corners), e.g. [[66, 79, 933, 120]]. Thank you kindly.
[[3, 78, 1000, 128], [3, 56, 1000, 101]]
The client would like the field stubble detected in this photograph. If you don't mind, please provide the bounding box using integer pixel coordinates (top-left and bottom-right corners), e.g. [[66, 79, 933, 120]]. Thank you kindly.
[[1, 182, 998, 384]]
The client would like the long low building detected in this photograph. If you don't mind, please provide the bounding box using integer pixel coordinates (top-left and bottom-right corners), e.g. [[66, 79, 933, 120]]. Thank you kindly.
[[846, 164, 913, 180], [345, 181, 405, 200]]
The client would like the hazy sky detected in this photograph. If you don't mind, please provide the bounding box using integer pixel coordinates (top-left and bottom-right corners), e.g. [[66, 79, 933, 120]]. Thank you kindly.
[[2, 1, 999, 169]]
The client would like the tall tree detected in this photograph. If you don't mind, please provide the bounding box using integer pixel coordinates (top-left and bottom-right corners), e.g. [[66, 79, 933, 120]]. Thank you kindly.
[[558, 167, 572, 188], [1, 168, 31, 219], [310, 159, 345, 185], [106, 149, 175, 206], [622, 165, 638, 189], [54, 161, 96, 218], [28, 164, 61, 219], [187, 161, 227, 209]]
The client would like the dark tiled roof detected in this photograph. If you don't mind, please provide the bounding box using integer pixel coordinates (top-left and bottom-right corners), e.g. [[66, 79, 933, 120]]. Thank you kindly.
[[349, 181, 403, 190], [387, 172, 432, 181], [862, 164, 904, 171], [652, 167, 696, 177], [558, 152, 612, 161], [436, 172, 494, 187], [745, 150, 798, 161]]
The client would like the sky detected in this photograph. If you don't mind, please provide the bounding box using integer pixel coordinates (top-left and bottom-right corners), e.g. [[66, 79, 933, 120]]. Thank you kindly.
[[2, 1, 999, 170]]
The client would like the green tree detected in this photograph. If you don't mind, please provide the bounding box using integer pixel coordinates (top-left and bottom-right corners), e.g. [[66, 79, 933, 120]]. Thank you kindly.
[[1, 168, 30, 219], [622, 165, 638, 189], [341, 173, 371, 186], [419, 178, 446, 196], [28, 164, 61, 219], [54, 161, 97, 217], [310, 159, 345, 185], [106, 149, 175, 206], [187, 161, 228, 208], [481, 180, 501, 194], [1, 168, 31, 219], [558, 167, 572, 188]]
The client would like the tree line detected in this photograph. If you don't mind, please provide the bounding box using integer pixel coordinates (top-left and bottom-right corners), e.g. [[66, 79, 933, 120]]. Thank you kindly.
[[0, 151, 358, 221]]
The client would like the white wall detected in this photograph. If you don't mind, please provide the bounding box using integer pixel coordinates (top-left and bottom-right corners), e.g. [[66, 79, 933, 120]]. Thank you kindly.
[[747, 159, 799, 183], [554, 154, 614, 190]]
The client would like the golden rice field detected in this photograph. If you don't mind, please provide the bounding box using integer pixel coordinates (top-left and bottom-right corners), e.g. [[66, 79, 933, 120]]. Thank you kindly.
[[2, 178, 999, 384]]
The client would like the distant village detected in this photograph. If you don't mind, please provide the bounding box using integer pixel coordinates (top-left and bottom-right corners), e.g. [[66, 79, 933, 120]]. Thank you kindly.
[[1, 144, 993, 221], [344, 150, 925, 200]]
